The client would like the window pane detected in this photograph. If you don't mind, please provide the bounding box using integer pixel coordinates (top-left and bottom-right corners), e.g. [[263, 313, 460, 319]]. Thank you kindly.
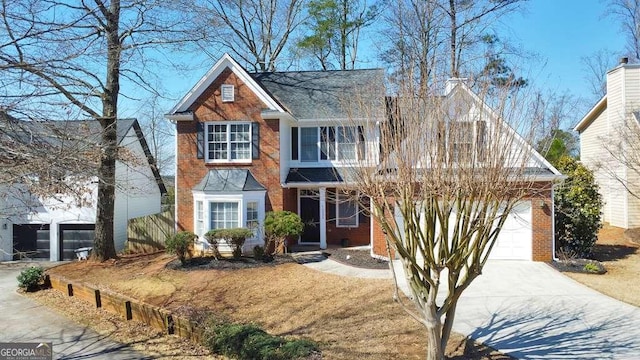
[[196, 201, 204, 235], [210, 202, 239, 230], [208, 124, 228, 160], [337, 192, 358, 227], [300, 127, 318, 161], [246, 201, 259, 235], [230, 124, 251, 160], [338, 126, 357, 160], [320, 126, 336, 160]]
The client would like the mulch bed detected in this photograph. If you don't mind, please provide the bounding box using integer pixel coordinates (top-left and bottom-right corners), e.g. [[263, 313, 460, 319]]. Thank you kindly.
[[323, 247, 389, 270], [551, 258, 607, 275]]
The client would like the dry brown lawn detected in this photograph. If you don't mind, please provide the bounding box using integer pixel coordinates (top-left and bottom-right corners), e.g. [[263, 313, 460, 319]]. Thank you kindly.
[[565, 225, 640, 307], [45, 253, 511, 360]]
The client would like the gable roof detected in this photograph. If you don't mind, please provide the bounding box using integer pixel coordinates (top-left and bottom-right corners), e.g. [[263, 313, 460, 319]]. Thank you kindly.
[[251, 69, 385, 119], [166, 53, 285, 120], [165, 53, 385, 121], [574, 95, 607, 133], [0, 114, 166, 194], [193, 169, 266, 192]]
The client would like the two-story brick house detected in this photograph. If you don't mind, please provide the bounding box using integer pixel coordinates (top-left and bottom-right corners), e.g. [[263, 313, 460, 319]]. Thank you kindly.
[[167, 54, 561, 261]]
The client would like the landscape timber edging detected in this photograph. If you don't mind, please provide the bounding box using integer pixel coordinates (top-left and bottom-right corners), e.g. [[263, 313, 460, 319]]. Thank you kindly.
[[44, 273, 204, 342]]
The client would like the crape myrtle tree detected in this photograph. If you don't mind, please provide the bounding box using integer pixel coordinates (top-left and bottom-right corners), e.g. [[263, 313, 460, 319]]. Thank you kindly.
[[343, 71, 544, 359], [0, 0, 202, 261]]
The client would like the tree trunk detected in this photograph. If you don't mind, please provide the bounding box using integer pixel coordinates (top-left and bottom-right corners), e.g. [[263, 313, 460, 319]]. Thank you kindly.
[[93, 0, 121, 261], [424, 306, 445, 360], [449, 0, 458, 78]]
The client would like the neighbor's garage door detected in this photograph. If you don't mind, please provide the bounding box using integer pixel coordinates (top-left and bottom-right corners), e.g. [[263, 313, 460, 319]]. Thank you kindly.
[[59, 224, 95, 260], [12, 224, 50, 260], [488, 201, 532, 260]]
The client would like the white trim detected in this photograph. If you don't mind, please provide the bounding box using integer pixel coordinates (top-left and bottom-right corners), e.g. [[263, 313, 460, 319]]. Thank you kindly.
[[319, 187, 327, 249], [165, 112, 194, 121], [574, 96, 607, 132], [168, 53, 285, 115]]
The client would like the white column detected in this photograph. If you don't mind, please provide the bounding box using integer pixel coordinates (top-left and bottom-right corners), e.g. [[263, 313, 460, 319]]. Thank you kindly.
[[319, 187, 327, 249]]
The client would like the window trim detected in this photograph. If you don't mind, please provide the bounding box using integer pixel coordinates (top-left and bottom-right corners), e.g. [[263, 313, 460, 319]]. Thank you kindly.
[[205, 121, 252, 163], [336, 191, 359, 228]]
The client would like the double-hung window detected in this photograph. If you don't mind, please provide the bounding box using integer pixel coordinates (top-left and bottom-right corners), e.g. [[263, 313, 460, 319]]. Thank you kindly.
[[210, 202, 239, 229], [246, 201, 259, 236], [440, 121, 487, 163], [337, 191, 359, 227], [195, 201, 204, 236], [295, 126, 365, 162], [207, 123, 251, 162]]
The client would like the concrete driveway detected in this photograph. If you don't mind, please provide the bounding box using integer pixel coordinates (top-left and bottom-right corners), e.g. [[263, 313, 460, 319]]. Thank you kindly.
[[0, 263, 147, 359], [394, 260, 640, 359]]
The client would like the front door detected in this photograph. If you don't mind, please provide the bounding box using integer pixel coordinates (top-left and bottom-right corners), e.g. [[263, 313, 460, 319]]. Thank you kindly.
[[299, 191, 320, 243]]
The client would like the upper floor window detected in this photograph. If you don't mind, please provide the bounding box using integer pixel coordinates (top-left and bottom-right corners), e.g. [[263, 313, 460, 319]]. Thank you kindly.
[[439, 120, 486, 163], [221, 84, 234, 102], [207, 123, 251, 162], [294, 125, 366, 162]]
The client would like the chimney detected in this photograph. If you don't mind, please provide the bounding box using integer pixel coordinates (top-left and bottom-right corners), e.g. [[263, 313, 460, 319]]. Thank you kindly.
[[621, 57, 629, 65]]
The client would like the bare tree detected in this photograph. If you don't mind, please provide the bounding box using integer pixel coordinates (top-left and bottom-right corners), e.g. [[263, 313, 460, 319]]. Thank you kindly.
[[136, 96, 174, 176], [596, 119, 640, 199], [343, 75, 548, 359], [197, 0, 307, 71], [581, 49, 618, 101], [607, 0, 640, 61], [382, 0, 525, 87], [0, 0, 201, 260]]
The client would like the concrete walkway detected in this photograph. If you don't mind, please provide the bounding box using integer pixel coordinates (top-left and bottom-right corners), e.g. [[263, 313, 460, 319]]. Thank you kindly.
[[303, 257, 640, 359], [0, 262, 148, 359]]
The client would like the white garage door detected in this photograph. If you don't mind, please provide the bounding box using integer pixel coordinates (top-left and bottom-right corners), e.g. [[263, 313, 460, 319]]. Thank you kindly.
[[488, 201, 532, 260], [394, 201, 532, 261]]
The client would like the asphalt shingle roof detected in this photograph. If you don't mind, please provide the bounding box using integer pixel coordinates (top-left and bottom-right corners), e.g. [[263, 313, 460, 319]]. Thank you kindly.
[[251, 69, 385, 119], [194, 169, 266, 192], [285, 167, 355, 184]]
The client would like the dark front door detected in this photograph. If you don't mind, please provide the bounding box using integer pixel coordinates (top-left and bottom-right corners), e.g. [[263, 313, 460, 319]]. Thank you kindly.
[[59, 224, 95, 260], [299, 196, 320, 243], [13, 224, 50, 260]]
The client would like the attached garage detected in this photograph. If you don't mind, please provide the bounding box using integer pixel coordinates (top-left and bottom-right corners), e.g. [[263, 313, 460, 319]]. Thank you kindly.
[[487, 201, 532, 261], [59, 224, 95, 261], [388, 200, 538, 261], [12, 224, 50, 260]]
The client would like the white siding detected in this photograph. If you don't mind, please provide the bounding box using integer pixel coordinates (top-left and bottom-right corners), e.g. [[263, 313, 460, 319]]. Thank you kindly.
[[0, 124, 162, 259], [113, 126, 162, 251]]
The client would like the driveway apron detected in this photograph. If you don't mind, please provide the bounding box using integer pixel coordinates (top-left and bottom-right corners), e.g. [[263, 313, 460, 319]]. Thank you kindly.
[[0, 264, 148, 359], [392, 260, 640, 359]]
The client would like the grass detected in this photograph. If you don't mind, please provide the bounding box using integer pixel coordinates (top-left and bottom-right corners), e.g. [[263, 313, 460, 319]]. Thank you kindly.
[[565, 224, 640, 307], [46, 253, 510, 359]]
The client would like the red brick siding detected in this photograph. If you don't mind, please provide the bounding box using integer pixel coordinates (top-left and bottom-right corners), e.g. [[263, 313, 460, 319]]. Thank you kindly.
[[284, 188, 371, 247], [371, 183, 555, 262], [176, 68, 282, 232]]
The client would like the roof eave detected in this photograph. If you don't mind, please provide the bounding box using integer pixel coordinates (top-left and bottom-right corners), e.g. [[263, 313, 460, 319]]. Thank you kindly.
[[574, 96, 607, 132], [165, 112, 194, 121]]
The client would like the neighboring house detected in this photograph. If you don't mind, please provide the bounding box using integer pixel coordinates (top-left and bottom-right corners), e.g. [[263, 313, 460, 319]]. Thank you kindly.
[[167, 53, 561, 261], [575, 58, 640, 229], [0, 117, 166, 261]]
